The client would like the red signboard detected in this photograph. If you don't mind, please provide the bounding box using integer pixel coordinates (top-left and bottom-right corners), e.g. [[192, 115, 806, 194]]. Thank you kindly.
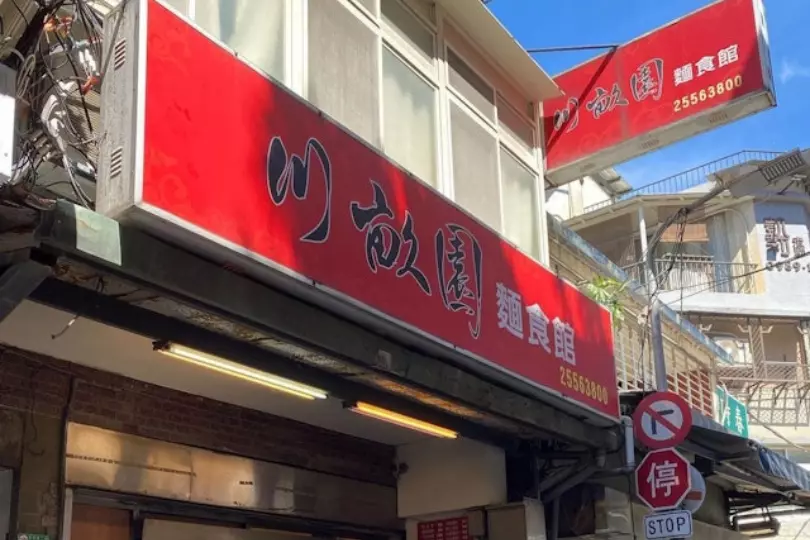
[[418, 517, 470, 540], [635, 449, 692, 510], [542, 0, 775, 186], [104, 0, 618, 418]]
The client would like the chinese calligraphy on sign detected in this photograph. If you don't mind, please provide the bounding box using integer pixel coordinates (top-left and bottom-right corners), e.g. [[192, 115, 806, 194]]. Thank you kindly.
[[646, 459, 680, 498], [715, 386, 749, 438], [761, 217, 810, 273], [351, 181, 432, 295], [496, 283, 524, 338], [526, 304, 551, 353], [553, 318, 576, 366], [266, 136, 333, 243], [497, 283, 576, 365], [553, 97, 580, 133], [673, 44, 739, 86], [631, 59, 664, 102], [764, 217, 789, 256], [794, 237, 806, 257], [436, 224, 483, 339], [586, 83, 629, 120]]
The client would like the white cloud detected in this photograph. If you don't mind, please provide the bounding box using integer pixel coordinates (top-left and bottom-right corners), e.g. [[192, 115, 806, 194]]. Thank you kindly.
[[779, 58, 810, 84]]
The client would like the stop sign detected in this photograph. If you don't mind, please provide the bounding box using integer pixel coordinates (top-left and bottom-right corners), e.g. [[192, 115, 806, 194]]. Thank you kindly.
[[635, 448, 691, 510]]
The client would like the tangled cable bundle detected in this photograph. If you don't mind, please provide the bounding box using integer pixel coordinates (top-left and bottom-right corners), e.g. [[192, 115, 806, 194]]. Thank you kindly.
[[1, 0, 106, 210]]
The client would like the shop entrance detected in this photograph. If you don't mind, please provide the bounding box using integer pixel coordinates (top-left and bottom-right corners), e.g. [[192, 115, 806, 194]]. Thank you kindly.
[[69, 508, 326, 540], [67, 488, 396, 540], [142, 519, 321, 540], [70, 504, 130, 540]]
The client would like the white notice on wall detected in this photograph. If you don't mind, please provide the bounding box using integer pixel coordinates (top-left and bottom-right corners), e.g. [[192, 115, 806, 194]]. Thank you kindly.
[[644, 510, 693, 540]]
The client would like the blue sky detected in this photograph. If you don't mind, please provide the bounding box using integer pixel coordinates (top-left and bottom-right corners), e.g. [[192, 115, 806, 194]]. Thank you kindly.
[[490, 0, 810, 188]]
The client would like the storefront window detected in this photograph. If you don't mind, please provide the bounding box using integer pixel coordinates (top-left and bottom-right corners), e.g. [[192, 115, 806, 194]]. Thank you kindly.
[[194, 0, 285, 82], [447, 48, 495, 121], [450, 103, 500, 231], [382, 47, 437, 187], [381, 0, 435, 63], [308, 0, 381, 147], [500, 148, 539, 258]]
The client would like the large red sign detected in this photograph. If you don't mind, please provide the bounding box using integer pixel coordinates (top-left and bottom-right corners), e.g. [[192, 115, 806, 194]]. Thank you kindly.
[[635, 449, 692, 510], [106, 0, 618, 417], [542, 0, 775, 186]]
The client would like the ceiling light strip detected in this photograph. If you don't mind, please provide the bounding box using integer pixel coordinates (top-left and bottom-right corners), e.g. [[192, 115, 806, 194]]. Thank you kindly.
[[155, 342, 328, 400], [350, 401, 458, 439]]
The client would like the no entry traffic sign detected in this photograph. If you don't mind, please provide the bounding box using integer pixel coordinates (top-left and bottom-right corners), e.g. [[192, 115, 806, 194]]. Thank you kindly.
[[636, 448, 692, 510], [633, 391, 693, 449]]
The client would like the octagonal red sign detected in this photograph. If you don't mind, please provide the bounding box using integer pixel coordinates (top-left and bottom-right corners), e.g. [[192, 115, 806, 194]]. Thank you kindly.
[[635, 448, 691, 510]]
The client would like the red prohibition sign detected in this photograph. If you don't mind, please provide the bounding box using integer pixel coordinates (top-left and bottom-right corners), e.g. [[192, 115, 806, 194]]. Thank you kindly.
[[633, 391, 693, 449]]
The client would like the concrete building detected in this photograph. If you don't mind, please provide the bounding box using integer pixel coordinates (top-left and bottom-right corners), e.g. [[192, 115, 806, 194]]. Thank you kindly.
[[549, 148, 810, 537]]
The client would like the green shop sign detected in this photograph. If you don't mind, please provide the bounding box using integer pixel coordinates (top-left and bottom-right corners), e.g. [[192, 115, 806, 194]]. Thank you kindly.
[[715, 386, 749, 438]]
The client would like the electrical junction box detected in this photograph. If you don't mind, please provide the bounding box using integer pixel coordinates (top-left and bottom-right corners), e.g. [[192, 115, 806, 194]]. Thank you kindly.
[[0, 64, 15, 185]]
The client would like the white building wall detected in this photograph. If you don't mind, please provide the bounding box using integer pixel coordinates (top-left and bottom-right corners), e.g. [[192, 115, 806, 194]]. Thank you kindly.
[[546, 176, 613, 221], [396, 437, 507, 518]]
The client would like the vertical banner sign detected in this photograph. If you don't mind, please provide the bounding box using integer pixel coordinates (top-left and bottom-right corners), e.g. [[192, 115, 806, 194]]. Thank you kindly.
[[542, 0, 775, 186], [103, 0, 620, 418], [714, 386, 749, 438]]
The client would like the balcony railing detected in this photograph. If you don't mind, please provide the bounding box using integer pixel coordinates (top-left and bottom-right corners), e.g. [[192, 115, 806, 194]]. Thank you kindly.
[[582, 150, 783, 214], [547, 217, 731, 417], [622, 257, 757, 294], [718, 360, 808, 384]]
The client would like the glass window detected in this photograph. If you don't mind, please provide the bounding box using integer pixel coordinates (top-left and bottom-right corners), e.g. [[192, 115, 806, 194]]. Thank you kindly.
[[382, 47, 437, 187], [500, 149, 539, 258], [450, 103, 500, 231], [381, 0, 435, 62], [194, 0, 285, 82], [447, 48, 495, 121], [352, 0, 378, 16], [163, 0, 188, 13], [498, 96, 535, 152], [308, 0, 380, 147]]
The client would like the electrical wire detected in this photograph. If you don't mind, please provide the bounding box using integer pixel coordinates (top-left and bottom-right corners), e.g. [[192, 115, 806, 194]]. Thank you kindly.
[[4, 0, 103, 209]]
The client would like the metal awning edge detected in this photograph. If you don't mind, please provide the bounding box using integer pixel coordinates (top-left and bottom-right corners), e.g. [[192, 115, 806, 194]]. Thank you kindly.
[[32, 201, 620, 449]]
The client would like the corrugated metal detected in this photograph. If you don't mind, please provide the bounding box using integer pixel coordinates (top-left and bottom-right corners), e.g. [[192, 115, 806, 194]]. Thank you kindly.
[[65, 423, 399, 529]]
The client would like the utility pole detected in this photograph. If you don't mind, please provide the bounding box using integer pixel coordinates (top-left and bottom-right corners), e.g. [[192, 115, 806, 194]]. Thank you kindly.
[[645, 150, 808, 392]]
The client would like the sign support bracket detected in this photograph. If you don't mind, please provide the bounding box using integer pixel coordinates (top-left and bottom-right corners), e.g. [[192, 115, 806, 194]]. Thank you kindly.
[[526, 44, 619, 54]]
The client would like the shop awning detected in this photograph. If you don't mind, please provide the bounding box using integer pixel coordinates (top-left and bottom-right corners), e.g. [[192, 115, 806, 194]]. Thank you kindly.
[[687, 420, 810, 498], [623, 392, 810, 503]]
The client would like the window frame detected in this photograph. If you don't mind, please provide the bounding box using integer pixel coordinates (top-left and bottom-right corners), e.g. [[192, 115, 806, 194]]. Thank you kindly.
[[184, 0, 293, 87], [301, 0, 549, 262], [380, 42, 442, 188], [441, 28, 543, 259]]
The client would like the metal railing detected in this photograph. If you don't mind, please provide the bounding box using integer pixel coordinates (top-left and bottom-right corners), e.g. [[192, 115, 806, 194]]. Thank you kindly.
[[581, 150, 784, 214], [622, 257, 758, 294], [718, 360, 807, 383]]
